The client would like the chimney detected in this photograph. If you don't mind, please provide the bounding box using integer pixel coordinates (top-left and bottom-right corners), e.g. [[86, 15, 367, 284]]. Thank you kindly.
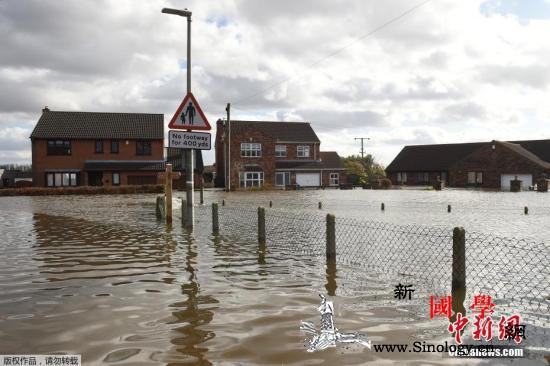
[[42, 106, 50, 113]]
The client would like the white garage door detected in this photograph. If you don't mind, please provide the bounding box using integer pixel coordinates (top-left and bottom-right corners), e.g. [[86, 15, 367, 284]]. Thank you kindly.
[[500, 174, 532, 190], [296, 173, 320, 187]]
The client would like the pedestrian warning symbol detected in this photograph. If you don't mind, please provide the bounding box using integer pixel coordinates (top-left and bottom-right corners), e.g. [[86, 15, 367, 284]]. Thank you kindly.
[[168, 92, 211, 131]]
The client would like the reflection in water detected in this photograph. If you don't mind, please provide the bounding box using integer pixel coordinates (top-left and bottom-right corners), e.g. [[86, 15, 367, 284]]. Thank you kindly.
[[325, 262, 338, 296], [32, 213, 176, 282], [169, 230, 217, 365]]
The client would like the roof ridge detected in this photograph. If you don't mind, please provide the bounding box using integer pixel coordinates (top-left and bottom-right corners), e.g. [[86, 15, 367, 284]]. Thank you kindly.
[[44, 110, 163, 115]]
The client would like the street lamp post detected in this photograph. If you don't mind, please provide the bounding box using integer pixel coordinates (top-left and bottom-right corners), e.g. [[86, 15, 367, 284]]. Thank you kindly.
[[162, 7, 194, 228]]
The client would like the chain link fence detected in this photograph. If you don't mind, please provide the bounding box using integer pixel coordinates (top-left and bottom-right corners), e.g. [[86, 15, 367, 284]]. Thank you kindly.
[[166, 198, 550, 347]]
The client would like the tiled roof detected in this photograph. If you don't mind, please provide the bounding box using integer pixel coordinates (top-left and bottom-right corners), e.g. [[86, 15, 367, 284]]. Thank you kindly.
[[84, 160, 165, 171], [31, 110, 164, 139], [275, 151, 344, 170], [386, 139, 550, 172], [229, 120, 320, 143]]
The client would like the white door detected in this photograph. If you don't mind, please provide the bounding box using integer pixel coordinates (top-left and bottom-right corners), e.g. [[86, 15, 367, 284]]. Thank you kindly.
[[296, 173, 320, 187], [500, 174, 532, 190]]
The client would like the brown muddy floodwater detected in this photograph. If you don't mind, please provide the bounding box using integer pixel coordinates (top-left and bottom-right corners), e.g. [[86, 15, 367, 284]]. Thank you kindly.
[[0, 190, 548, 365]]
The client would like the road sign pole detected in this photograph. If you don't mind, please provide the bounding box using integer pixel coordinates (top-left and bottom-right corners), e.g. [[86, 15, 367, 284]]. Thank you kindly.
[[185, 14, 194, 229]]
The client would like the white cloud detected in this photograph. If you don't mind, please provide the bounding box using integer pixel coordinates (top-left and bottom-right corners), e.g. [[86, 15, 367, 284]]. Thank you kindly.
[[1, 0, 550, 165]]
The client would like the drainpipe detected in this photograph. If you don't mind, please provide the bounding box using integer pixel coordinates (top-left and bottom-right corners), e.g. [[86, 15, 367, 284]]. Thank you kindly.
[[226, 103, 231, 191]]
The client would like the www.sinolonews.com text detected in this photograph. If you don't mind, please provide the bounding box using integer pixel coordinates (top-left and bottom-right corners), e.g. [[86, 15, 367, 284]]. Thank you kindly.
[[373, 342, 524, 358]]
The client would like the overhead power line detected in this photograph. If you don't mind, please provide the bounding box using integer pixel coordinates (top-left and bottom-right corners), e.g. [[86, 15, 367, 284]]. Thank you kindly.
[[234, 0, 432, 106]]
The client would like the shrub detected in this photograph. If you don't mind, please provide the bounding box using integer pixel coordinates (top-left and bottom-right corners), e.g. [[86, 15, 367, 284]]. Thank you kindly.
[[380, 178, 392, 189]]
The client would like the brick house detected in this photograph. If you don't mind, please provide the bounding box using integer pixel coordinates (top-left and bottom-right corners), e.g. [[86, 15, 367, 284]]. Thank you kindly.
[[386, 139, 550, 190], [215, 119, 345, 189], [30, 108, 165, 187]]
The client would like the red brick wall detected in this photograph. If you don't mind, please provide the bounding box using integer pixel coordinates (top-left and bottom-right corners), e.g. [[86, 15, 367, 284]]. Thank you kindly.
[[32, 138, 163, 187], [449, 142, 549, 188]]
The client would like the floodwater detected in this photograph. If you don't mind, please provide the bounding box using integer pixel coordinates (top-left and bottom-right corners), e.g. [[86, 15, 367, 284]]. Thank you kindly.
[[0, 189, 548, 365]]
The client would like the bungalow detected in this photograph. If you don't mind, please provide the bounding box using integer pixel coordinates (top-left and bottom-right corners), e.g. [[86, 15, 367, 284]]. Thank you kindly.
[[1, 170, 33, 188], [215, 120, 346, 189], [386, 139, 550, 190]]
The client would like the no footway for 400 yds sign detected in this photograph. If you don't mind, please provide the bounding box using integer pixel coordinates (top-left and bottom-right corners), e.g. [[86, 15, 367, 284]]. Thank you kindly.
[[169, 130, 211, 150]]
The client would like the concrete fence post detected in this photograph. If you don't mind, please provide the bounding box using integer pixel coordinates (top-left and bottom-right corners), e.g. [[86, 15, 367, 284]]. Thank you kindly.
[[212, 203, 219, 235], [326, 214, 336, 263], [258, 207, 266, 245], [524, 206, 528, 215], [181, 198, 187, 225], [381, 202, 385, 211], [165, 163, 173, 225], [447, 204, 451, 213], [451, 227, 466, 321], [156, 195, 165, 220]]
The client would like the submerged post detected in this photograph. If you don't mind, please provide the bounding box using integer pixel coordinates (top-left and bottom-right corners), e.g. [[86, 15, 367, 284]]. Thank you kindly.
[[381, 202, 385, 211], [181, 198, 187, 225], [269, 200, 273, 208], [326, 214, 336, 263], [258, 207, 266, 245], [212, 202, 219, 235], [200, 178, 204, 205], [165, 164, 173, 224], [448, 204, 451, 213], [318, 202, 322, 209], [156, 195, 165, 220], [524, 206, 528, 215], [222, 199, 225, 206], [451, 227, 466, 321]]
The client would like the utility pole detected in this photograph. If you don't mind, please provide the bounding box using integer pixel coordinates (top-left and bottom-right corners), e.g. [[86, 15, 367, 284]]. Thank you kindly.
[[226, 103, 231, 192], [162, 7, 194, 228], [354, 137, 370, 159]]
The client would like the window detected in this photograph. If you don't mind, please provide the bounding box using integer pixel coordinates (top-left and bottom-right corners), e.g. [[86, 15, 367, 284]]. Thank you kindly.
[[112, 172, 120, 186], [239, 172, 264, 188], [441, 171, 447, 182], [397, 172, 407, 183], [136, 140, 152, 155], [468, 171, 483, 185], [47, 140, 71, 155], [241, 143, 261, 157], [275, 172, 290, 186], [417, 172, 429, 183], [95, 140, 103, 153], [46, 172, 78, 187], [275, 145, 287, 157], [329, 173, 339, 186], [297, 145, 310, 157], [111, 140, 119, 154]]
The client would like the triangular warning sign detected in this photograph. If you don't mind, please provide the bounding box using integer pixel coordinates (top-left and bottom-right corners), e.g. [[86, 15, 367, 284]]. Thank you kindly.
[[168, 92, 211, 131]]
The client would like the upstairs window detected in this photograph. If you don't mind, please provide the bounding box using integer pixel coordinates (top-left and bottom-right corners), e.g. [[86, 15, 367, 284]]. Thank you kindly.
[[111, 140, 119, 154], [47, 140, 71, 155], [275, 145, 287, 157], [241, 143, 261, 157], [95, 140, 103, 153], [297, 145, 310, 158], [136, 140, 152, 156]]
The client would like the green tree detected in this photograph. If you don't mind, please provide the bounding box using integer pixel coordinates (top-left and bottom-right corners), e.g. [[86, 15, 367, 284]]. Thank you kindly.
[[342, 154, 385, 184]]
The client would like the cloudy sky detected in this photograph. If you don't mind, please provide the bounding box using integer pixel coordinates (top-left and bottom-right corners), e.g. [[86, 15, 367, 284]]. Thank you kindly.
[[1, 0, 550, 165]]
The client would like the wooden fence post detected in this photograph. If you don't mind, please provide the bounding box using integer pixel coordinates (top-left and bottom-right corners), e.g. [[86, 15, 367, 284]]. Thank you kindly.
[[326, 214, 336, 263], [451, 227, 466, 321], [258, 207, 266, 245], [212, 203, 219, 235], [165, 164, 173, 224]]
